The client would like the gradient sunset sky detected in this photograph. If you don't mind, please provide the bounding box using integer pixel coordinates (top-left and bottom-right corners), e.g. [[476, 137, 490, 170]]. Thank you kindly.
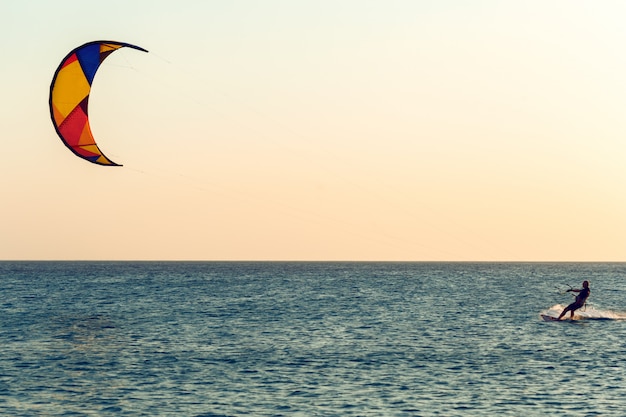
[[2, 1, 625, 261]]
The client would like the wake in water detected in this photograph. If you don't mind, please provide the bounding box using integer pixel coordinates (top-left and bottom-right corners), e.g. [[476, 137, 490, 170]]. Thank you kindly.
[[541, 304, 626, 321]]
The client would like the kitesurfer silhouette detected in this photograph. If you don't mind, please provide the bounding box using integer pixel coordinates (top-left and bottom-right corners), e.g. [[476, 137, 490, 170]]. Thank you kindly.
[[557, 280, 590, 320]]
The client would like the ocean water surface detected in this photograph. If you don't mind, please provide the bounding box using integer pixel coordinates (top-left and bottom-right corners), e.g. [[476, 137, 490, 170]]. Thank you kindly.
[[1, 262, 626, 416]]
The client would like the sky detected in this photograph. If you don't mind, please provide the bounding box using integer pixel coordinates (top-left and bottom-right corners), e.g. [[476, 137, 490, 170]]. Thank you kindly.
[[2, 0, 626, 261]]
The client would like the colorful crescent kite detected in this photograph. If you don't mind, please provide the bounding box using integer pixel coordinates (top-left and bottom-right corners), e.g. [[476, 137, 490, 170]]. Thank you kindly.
[[49, 40, 148, 166]]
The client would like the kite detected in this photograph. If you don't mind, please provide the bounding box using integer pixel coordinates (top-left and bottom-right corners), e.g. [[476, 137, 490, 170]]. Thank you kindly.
[[49, 40, 148, 166]]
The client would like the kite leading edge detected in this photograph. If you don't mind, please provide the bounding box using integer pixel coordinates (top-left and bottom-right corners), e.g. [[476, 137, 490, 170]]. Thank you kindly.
[[49, 40, 148, 166]]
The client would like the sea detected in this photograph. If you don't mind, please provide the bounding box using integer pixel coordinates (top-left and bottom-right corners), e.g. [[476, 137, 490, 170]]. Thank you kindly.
[[1, 261, 626, 416]]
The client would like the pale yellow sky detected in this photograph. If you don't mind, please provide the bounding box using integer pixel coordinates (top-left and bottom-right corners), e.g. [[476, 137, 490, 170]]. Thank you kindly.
[[2, 1, 625, 260]]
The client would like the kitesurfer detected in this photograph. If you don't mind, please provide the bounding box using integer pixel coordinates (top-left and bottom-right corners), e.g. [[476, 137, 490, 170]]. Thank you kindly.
[[557, 280, 590, 320]]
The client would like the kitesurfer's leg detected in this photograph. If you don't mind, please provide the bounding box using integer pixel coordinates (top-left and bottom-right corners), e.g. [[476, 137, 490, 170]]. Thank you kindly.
[[558, 302, 581, 320], [557, 304, 572, 320]]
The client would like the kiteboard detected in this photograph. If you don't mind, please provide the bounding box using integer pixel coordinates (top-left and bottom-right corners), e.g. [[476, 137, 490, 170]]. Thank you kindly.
[[542, 314, 582, 322]]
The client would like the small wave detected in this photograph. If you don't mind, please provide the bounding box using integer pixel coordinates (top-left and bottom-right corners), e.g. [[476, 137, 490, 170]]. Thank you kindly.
[[541, 304, 626, 321]]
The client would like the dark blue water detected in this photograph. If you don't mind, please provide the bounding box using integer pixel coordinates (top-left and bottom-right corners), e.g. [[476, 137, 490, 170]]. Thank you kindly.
[[1, 262, 626, 416]]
